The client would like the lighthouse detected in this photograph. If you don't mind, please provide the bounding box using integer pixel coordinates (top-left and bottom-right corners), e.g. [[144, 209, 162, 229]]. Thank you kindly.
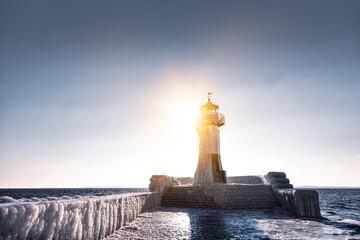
[[194, 93, 227, 184]]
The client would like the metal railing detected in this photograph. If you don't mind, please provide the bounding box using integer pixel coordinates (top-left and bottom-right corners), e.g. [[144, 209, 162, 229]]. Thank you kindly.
[[200, 112, 225, 126]]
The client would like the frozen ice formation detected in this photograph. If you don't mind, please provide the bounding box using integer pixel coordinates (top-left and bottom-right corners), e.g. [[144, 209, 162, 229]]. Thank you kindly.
[[149, 175, 180, 194], [0, 192, 160, 239], [275, 189, 321, 217], [0, 196, 18, 203], [265, 172, 321, 217]]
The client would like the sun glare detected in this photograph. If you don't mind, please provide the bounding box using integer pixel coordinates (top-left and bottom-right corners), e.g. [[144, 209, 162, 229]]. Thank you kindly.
[[171, 102, 198, 129], [133, 68, 217, 178]]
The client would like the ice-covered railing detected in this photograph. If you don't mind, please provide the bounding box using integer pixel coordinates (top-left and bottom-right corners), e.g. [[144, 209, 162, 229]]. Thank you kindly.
[[0, 192, 161, 239], [264, 172, 321, 218]]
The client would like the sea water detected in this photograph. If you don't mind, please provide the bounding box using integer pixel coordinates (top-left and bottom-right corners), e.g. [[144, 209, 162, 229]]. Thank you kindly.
[[0, 188, 148, 200], [317, 188, 360, 222]]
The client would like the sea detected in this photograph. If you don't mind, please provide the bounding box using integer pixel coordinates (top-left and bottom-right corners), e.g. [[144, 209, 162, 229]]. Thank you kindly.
[[316, 188, 360, 224], [1, 188, 359, 239], [0, 187, 148, 200]]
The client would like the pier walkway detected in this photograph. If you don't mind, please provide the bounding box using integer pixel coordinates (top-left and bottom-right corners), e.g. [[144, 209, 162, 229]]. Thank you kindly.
[[105, 207, 357, 239]]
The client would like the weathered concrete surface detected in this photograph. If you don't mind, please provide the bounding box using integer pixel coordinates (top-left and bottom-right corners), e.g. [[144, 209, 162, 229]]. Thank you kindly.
[[227, 176, 264, 184], [161, 184, 280, 209], [265, 171, 321, 217], [156, 172, 322, 217], [176, 175, 264, 185]]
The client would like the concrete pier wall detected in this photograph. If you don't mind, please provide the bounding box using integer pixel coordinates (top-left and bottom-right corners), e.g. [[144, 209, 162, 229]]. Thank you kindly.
[[161, 184, 280, 209], [274, 189, 321, 217], [264, 172, 321, 217], [227, 176, 264, 184], [176, 176, 264, 185], [0, 192, 161, 239], [154, 172, 321, 217]]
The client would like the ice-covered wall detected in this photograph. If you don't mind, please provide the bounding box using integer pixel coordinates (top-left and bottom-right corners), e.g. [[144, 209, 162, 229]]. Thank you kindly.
[[0, 192, 160, 239], [264, 172, 321, 218], [274, 189, 321, 217], [148, 175, 180, 194]]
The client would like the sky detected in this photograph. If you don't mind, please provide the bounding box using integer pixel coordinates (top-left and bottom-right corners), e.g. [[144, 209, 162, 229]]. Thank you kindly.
[[0, 0, 359, 188]]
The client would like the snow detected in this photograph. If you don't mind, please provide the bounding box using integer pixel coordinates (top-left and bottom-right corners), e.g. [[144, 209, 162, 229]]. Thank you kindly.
[[0, 192, 160, 239]]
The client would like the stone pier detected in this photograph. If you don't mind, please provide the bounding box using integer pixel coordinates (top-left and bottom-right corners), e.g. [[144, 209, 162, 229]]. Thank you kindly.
[[149, 172, 322, 217]]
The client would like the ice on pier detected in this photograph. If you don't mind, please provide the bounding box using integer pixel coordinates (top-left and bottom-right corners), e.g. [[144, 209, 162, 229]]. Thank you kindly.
[[0, 196, 18, 203], [0, 192, 160, 239], [264, 172, 321, 217], [275, 189, 321, 217]]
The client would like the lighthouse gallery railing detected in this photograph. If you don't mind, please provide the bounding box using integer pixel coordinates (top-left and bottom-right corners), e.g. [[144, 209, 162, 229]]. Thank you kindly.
[[199, 113, 225, 126]]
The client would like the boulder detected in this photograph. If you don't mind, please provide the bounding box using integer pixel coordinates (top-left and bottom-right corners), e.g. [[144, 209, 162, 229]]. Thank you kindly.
[[149, 175, 181, 194]]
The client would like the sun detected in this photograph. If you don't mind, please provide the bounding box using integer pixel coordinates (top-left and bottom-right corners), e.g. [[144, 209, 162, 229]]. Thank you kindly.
[[170, 101, 199, 129]]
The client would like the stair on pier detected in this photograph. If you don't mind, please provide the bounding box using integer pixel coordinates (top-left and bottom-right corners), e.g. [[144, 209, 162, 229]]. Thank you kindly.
[[161, 184, 280, 209], [161, 185, 216, 208]]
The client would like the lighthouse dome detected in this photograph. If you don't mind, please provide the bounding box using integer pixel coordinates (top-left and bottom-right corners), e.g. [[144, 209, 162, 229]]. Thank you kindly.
[[200, 99, 219, 111]]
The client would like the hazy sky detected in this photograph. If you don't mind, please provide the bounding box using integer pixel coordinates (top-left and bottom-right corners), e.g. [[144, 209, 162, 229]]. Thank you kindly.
[[1, 0, 359, 187]]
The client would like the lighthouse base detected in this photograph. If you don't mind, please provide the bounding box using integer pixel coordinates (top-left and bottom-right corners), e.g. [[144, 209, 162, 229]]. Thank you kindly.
[[194, 154, 227, 184]]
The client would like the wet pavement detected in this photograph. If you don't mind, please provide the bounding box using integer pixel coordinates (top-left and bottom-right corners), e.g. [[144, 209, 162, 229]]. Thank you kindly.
[[105, 207, 360, 239]]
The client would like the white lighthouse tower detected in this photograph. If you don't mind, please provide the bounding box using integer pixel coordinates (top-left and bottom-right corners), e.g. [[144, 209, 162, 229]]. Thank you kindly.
[[194, 93, 227, 184]]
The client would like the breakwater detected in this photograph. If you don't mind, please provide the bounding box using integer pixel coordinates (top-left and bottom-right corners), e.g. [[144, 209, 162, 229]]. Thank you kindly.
[[0, 172, 322, 239], [152, 172, 321, 217], [0, 192, 160, 239], [264, 172, 321, 217]]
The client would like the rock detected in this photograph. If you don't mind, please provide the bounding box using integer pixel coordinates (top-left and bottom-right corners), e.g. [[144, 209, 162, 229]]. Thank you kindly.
[[149, 175, 181, 194]]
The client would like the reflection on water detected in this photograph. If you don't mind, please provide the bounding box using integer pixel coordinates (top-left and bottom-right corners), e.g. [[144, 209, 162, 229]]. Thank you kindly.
[[188, 207, 360, 239], [108, 206, 360, 239]]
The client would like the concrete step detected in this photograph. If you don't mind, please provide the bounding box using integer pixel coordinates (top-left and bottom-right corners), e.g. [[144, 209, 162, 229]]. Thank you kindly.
[[161, 184, 280, 209]]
